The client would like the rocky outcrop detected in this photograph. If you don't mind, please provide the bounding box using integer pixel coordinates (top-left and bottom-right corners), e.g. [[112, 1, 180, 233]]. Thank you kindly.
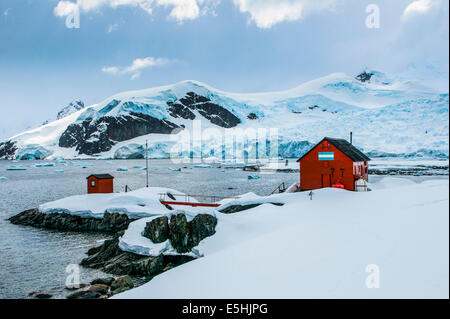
[[247, 113, 258, 120], [0, 141, 17, 159], [66, 275, 136, 299], [169, 214, 191, 253], [168, 92, 241, 128], [143, 216, 170, 243], [355, 71, 374, 83], [80, 233, 195, 278], [189, 214, 217, 249], [110, 275, 134, 295], [142, 213, 218, 254], [59, 111, 179, 155], [9, 209, 134, 233], [90, 277, 115, 286], [67, 290, 103, 299], [219, 202, 284, 214]]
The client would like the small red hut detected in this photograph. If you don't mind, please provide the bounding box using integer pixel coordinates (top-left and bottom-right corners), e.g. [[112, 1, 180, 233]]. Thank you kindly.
[[86, 174, 114, 194], [297, 137, 370, 191]]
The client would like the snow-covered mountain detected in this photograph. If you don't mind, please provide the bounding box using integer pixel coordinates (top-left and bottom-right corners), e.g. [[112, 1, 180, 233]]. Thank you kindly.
[[42, 100, 86, 125], [0, 70, 448, 160]]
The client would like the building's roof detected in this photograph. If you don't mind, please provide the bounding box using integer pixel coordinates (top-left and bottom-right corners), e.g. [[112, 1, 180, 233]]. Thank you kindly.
[[86, 174, 114, 180], [297, 137, 371, 162]]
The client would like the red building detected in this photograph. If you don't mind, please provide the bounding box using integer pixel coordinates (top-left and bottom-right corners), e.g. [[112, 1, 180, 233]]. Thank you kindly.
[[297, 137, 370, 191], [86, 174, 114, 194]]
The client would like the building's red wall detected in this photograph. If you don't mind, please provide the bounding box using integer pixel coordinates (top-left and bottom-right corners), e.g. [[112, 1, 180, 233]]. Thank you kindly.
[[87, 177, 114, 194], [299, 140, 357, 191]]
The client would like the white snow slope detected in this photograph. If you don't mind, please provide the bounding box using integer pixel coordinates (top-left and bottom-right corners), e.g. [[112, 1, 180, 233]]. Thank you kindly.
[[115, 177, 449, 299], [3, 69, 449, 160]]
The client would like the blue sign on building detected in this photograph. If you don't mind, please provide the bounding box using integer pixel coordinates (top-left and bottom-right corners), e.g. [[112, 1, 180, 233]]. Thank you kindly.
[[318, 152, 334, 160]]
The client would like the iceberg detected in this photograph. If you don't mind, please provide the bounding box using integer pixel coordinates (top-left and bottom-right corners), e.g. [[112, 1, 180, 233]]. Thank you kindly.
[[117, 167, 129, 172], [35, 163, 55, 167], [6, 165, 27, 171]]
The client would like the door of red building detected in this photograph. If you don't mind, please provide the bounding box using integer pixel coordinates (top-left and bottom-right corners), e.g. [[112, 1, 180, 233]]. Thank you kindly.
[[322, 174, 331, 188]]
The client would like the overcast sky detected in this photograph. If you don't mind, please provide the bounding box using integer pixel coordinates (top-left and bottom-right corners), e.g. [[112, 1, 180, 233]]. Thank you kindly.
[[0, 0, 448, 139]]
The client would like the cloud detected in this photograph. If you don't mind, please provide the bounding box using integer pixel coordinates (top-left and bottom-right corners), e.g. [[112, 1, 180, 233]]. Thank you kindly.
[[107, 23, 119, 32], [402, 0, 441, 21], [391, 0, 449, 81], [102, 56, 176, 79], [232, 0, 338, 29], [157, 0, 200, 21], [53, 0, 219, 22], [54, 1, 79, 17]]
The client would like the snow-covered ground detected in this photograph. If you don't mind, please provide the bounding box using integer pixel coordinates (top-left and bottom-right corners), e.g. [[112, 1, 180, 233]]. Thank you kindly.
[[39, 187, 187, 219], [113, 177, 449, 299]]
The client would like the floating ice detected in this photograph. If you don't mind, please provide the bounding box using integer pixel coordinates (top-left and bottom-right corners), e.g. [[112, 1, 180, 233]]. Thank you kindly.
[[117, 167, 129, 171], [0, 177, 7, 181], [54, 170, 64, 173], [6, 165, 27, 171], [192, 164, 212, 168], [35, 163, 55, 167], [248, 174, 260, 180], [133, 165, 143, 169], [168, 167, 182, 172]]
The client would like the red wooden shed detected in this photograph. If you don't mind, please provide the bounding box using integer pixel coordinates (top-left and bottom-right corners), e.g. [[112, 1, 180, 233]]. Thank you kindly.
[[86, 174, 114, 194], [297, 137, 370, 191]]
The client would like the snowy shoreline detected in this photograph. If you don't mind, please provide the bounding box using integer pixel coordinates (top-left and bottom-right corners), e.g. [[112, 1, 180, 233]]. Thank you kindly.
[[7, 175, 450, 298]]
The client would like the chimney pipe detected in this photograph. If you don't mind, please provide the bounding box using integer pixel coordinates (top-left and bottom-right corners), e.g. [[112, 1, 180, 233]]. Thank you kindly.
[[350, 132, 353, 145]]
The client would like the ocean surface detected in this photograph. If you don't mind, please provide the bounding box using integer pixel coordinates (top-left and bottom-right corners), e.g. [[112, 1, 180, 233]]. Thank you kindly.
[[0, 158, 447, 299]]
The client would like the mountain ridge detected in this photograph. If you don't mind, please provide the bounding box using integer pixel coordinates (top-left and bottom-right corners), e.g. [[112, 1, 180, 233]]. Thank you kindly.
[[0, 70, 448, 160]]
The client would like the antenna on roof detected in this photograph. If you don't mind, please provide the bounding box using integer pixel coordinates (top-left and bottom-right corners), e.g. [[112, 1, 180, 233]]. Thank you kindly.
[[350, 132, 353, 145]]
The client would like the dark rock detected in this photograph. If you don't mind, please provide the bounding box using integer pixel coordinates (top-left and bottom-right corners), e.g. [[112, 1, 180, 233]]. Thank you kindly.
[[110, 275, 134, 293], [88, 284, 109, 295], [173, 92, 240, 128], [167, 213, 218, 253], [356, 71, 374, 83], [168, 101, 196, 120], [219, 202, 284, 214], [169, 214, 190, 253], [189, 214, 217, 248], [143, 216, 170, 243], [247, 113, 258, 120], [59, 111, 179, 155], [0, 140, 17, 159], [34, 293, 52, 299], [9, 209, 134, 233], [81, 233, 195, 279], [90, 277, 115, 286], [87, 245, 103, 256], [67, 290, 102, 299], [81, 235, 166, 277], [65, 283, 87, 290]]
